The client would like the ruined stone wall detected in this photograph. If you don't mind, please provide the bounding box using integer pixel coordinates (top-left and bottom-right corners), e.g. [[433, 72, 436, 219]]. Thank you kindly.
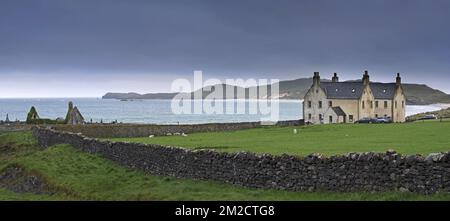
[[52, 120, 304, 138], [0, 124, 32, 133], [32, 127, 450, 194]]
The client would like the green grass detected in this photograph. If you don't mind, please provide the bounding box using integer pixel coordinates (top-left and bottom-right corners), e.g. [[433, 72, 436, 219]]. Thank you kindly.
[[1, 131, 450, 200], [109, 121, 450, 156]]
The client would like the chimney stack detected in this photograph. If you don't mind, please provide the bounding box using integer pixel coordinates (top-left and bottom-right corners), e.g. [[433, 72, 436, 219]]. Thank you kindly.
[[332, 73, 339, 82], [313, 72, 320, 86], [396, 73, 401, 86], [362, 70, 370, 85]]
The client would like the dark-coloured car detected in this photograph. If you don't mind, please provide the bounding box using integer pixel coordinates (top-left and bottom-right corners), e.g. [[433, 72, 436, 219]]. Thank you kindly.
[[354, 117, 378, 124]]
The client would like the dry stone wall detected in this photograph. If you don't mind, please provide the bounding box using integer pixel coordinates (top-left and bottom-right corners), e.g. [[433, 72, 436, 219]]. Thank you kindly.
[[52, 120, 304, 138], [32, 127, 450, 194]]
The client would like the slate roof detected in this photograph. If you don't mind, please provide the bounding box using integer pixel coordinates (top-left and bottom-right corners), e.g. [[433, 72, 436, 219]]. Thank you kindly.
[[331, 107, 346, 116], [319, 81, 396, 100], [370, 83, 396, 99], [320, 82, 364, 99]]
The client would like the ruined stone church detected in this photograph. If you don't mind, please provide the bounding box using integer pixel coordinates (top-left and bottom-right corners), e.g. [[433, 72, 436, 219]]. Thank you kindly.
[[303, 71, 406, 124]]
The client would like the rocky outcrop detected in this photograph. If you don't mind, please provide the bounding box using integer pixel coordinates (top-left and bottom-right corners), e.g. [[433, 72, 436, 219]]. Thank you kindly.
[[0, 165, 55, 194]]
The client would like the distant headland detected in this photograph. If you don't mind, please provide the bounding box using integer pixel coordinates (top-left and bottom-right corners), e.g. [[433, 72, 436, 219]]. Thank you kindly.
[[102, 77, 450, 105]]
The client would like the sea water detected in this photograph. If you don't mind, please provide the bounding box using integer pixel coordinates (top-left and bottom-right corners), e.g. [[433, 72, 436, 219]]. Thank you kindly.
[[0, 98, 447, 124]]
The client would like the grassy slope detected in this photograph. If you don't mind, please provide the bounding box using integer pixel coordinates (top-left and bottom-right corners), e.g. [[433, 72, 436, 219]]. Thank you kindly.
[[110, 121, 450, 156], [407, 108, 450, 121], [1, 131, 450, 200]]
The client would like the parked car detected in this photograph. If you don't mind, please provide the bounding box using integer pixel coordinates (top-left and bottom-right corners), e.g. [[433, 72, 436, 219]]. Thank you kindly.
[[354, 117, 378, 124], [418, 114, 437, 120], [375, 117, 392, 123]]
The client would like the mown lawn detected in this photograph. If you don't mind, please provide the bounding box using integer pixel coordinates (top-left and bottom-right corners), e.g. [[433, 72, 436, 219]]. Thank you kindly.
[[109, 121, 450, 156], [1, 131, 450, 200]]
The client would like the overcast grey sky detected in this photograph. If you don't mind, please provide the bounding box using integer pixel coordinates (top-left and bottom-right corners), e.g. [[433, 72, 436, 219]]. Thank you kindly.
[[1, 0, 450, 97]]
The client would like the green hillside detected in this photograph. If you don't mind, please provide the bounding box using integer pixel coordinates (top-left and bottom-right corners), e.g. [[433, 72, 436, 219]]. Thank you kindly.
[[103, 78, 450, 105], [407, 108, 450, 121]]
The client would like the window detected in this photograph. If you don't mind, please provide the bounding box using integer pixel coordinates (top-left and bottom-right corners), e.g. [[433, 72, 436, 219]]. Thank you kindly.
[[319, 101, 322, 109], [370, 101, 373, 108], [384, 101, 388, 109], [395, 101, 398, 108], [375, 101, 379, 108], [375, 114, 378, 118], [329, 101, 332, 107], [319, 114, 323, 120], [362, 101, 365, 109], [402, 100, 404, 108], [308, 101, 312, 108], [349, 115, 354, 122], [329, 116, 333, 123], [308, 113, 311, 120]]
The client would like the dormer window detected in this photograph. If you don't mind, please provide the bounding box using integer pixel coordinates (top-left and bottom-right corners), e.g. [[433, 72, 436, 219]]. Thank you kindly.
[[335, 88, 338, 92], [351, 89, 355, 93], [383, 89, 386, 93]]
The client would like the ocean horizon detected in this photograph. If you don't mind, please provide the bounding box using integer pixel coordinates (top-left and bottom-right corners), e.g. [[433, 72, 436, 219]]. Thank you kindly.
[[0, 98, 448, 124]]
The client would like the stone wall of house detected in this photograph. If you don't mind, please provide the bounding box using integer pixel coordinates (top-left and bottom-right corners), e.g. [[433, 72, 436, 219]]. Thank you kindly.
[[393, 87, 406, 123], [32, 127, 450, 194], [52, 120, 304, 138], [303, 83, 328, 124], [330, 99, 360, 123]]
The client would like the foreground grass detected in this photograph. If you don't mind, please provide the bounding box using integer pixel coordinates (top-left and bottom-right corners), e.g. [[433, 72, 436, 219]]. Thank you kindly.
[[110, 121, 450, 156], [1, 131, 450, 200]]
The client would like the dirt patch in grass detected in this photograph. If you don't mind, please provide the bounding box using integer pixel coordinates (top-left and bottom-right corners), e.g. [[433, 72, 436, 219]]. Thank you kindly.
[[0, 165, 58, 194]]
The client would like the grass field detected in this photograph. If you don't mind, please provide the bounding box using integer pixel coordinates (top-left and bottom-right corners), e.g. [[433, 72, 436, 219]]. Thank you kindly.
[[109, 121, 450, 156], [1, 131, 450, 200]]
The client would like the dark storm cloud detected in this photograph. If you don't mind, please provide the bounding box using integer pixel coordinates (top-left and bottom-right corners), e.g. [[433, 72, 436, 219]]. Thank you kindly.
[[1, 0, 450, 96]]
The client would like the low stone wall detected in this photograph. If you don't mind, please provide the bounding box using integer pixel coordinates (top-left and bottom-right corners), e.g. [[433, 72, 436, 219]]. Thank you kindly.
[[0, 124, 32, 133], [32, 127, 450, 194], [52, 120, 304, 138]]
